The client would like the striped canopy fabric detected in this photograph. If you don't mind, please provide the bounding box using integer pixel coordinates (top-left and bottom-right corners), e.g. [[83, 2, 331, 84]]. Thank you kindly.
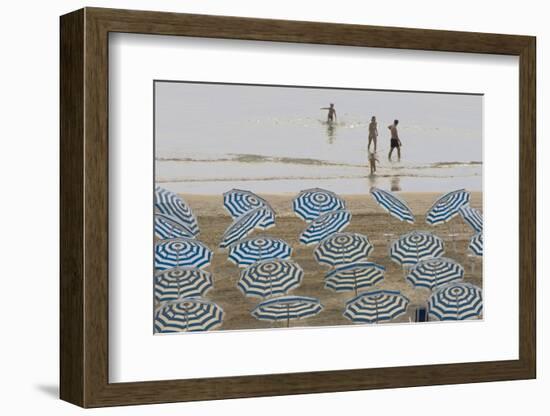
[[154, 213, 195, 240], [219, 207, 275, 248], [154, 267, 213, 303], [344, 290, 410, 324], [428, 282, 483, 321], [223, 189, 273, 219], [459, 205, 483, 232], [293, 188, 346, 222], [154, 298, 224, 333], [406, 257, 464, 291], [154, 186, 199, 236], [426, 189, 470, 225], [469, 232, 483, 256], [237, 259, 304, 299], [314, 232, 373, 267], [325, 262, 385, 294], [299, 209, 352, 246], [370, 187, 415, 224], [155, 238, 212, 271], [228, 236, 292, 267], [390, 231, 445, 267], [251, 295, 323, 327]]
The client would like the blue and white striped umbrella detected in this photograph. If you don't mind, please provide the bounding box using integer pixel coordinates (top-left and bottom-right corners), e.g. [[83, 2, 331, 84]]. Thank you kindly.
[[219, 207, 275, 248], [390, 231, 445, 267], [314, 232, 373, 267], [428, 282, 483, 321], [154, 298, 224, 333], [370, 187, 415, 224], [251, 295, 323, 327], [155, 186, 199, 236], [154, 267, 213, 302], [469, 232, 483, 256], [155, 238, 212, 271], [426, 189, 471, 225], [459, 205, 483, 232], [344, 290, 410, 324], [238, 259, 303, 299], [223, 189, 272, 219], [154, 213, 195, 239], [406, 257, 464, 291], [300, 209, 352, 246], [228, 236, 292, 267], [325, 262, 385, 294], [293, 188, 346, 222]]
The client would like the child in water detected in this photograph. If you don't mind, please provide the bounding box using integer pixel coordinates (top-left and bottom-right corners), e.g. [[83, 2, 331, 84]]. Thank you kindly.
[[368, 152, 379, 175]]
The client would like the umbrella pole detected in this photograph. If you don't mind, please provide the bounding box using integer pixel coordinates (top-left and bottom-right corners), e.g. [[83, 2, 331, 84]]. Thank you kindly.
[[287, 305, 290, 328]]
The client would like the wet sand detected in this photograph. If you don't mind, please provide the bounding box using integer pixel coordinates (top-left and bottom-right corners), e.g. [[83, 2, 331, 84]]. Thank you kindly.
[[162, 192, 482, 331]]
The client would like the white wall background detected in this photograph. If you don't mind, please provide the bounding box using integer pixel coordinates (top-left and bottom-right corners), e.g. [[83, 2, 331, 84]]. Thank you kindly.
[[0, 1, 545, 414]]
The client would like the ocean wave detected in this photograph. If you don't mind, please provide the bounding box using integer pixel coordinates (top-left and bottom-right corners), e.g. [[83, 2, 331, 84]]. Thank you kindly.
[[156, 171, 480, 184], [156, 153, 482, 169]]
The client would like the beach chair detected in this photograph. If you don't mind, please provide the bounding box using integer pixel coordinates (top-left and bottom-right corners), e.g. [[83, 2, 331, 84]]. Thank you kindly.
[[414, 305, 428, 322]]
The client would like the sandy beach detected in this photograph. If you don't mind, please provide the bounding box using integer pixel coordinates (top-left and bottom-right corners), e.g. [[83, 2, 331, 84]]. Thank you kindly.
[[158, 191, 483, 332]]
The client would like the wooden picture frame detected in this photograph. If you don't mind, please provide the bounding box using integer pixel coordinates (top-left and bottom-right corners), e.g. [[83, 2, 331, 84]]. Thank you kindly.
[[60, 7, 536, 408]]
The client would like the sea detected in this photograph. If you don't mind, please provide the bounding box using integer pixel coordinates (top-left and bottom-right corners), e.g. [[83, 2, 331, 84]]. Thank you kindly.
[[154, 81, 483, 195]]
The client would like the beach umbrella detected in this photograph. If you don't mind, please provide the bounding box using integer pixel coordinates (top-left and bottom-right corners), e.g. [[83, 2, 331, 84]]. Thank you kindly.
[[426, 189, 470, 226], [223, 189, 273, 219], [155, 238, 212, 271], [469, 232, 483, 256], [293, 188, 346, 222], [406, 257, 464, 291], [251, 295, 323, 327], [428, 282, 483, 321], [314, 232, 373, 267], [344, 290, 410, 324], [219, 207, 275, 248], [154, 213, 195, 239], [154, 267, 213, 302], [325, 262, 385, 294], [154, 186, 199, 236], [459, 206, 483, 232], [238, 259, 303, 299], [154, 298, 224, 332], [390, 231, 445, 267], [370, 187, 415, 224], [228, 236, 292, 267], [300, 209, 352, 246]]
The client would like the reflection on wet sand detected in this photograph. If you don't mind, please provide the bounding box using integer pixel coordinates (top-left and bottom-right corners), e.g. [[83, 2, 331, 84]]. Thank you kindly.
[[391, 176, 402, 192]]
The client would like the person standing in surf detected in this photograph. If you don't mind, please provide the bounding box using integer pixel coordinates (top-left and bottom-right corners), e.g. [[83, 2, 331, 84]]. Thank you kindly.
[[321, 103, 337, 124], [387, 119, 402, 161], [368, 116, 378, 152]]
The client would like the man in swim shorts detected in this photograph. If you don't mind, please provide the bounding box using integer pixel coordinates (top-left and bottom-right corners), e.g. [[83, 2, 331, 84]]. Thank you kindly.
[[388, 119, 402, 161]]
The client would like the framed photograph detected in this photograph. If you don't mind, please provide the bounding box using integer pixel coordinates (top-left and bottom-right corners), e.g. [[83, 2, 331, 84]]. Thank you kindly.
[[60, 7, 536, 407]]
